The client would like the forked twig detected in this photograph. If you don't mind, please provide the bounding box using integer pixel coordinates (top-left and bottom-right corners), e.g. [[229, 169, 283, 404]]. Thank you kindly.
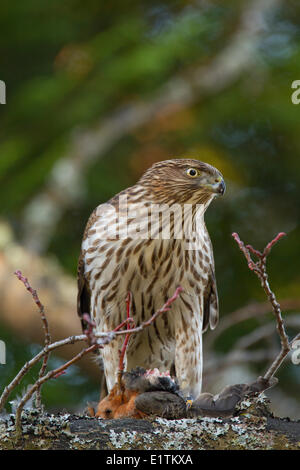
[[104, 286, 184, 338], [14, 344, 99, 436], [114, 287, 183, 394], [14, 271, 51, 408], [0, 335, 86, 413], [114, 288, 184, 388], [232, 232, 298, 380], [117, 292, 135, 389]]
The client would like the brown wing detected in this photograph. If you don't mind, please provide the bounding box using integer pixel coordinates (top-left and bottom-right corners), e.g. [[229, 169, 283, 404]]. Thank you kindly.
[[76, 193, 128, 331], [202, 270, 219, 332], [77, 250, 91, 332], [77, 207, 99, 331], [202, 228, 219, 333]]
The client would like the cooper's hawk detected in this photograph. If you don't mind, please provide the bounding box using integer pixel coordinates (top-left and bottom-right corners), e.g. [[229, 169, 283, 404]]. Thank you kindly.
[[77, 159, 225, 399]]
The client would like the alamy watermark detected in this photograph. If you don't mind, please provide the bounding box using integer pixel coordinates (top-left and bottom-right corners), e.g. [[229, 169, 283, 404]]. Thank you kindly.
[[291, 339, 300, 365], [0, 80, 6, 104], [0, 340, 6, 364], [83, 195, 209, 251], [291, 80, 300, 105]]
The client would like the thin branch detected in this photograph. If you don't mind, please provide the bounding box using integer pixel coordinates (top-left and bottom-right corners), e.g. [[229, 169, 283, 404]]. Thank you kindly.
[[232, 231, 298, 380], [204, 349, 277, 378], [234, 315, 300, 351], [82, 313, 99, 345], [292, 332, 300, 344], [14, 270, 51, 344], [14, 270, 51, 409], [0, 335, 86, 413], [14, 344, 99, 437], [263, 232, 286, 259], [232, 232, 259, 272], [117, 292, 135, 388], [204, 316, 300, 389], [204, 299, 300, 351], [95, 286, 184, 340]]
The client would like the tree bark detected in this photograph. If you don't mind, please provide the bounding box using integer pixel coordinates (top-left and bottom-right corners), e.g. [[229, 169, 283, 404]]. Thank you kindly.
[[1, 398, 299, 450]]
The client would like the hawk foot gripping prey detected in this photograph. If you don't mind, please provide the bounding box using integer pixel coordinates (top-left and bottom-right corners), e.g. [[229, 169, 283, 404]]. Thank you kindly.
[[87, 367, 278, 420]]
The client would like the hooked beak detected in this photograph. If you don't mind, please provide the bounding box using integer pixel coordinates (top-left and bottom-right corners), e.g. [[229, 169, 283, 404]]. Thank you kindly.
[[215, 178, 226, 196], [205, 176, 226, 196]]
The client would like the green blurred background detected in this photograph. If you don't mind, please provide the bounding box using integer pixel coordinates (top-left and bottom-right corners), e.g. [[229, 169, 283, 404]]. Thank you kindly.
[[0, 0, 299, 417]]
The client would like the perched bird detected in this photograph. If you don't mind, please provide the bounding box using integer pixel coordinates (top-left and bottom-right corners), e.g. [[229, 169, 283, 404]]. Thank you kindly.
[[77, 159, 225, 399]]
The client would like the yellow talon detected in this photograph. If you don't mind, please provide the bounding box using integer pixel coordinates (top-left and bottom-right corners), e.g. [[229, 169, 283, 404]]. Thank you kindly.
[[186, 399, 193, 409]]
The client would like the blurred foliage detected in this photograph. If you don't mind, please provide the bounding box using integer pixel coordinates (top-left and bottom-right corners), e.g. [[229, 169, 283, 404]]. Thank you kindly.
[[0, 0, 299, 413]]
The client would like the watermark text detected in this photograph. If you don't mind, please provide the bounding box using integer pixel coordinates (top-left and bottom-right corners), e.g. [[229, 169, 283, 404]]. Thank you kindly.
[[291, 80, 300, 104], [0, 340, 6, 364], [0, 80, 6, 104], [291, 339, 300, 365]]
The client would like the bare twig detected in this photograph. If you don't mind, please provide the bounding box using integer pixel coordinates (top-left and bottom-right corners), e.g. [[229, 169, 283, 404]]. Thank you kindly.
[[14, 271, 50, 341], [82, 313, 98, 345], [292, 332, 300, 344], [234, 315, 300, 352], [232, 232, 298, 380], [205, 299, 300, 351], [14, 344, 99, 437], [204, 349, 277, 379], [0, 334, 86, 413], [14, 270, 51, 409], [204, 315, 300, 390], [113, 288, 183, 388], [117, 292, 135, 388], [101, 286, 184, 338]]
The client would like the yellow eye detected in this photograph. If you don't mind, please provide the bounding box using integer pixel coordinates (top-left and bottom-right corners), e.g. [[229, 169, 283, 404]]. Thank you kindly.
[[186, 168, 199, 178]]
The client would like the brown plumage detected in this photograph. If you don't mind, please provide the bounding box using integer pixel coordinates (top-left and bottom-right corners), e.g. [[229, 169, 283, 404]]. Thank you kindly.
[[88, 367, 278, 420], [93, 367, 184, 419], [77, 159, 225, 399]]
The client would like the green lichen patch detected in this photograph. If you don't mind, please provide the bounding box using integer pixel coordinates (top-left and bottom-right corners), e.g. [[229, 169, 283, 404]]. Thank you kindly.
[[0, 397, 299, 450]]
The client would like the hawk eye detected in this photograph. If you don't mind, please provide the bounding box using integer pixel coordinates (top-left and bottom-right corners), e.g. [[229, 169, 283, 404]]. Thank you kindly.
[[186, 168, 199, 178]]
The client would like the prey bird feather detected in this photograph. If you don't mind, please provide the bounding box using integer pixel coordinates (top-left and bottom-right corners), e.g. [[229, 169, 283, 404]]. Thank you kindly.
[[77, 159, 225, 398]]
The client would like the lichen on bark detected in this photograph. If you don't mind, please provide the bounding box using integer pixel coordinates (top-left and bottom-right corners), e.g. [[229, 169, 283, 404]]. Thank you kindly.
[[0, 396, 299, 450]]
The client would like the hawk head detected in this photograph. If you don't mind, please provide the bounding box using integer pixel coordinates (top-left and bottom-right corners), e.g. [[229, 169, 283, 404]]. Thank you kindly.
[[138, 158, 225, 205]]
